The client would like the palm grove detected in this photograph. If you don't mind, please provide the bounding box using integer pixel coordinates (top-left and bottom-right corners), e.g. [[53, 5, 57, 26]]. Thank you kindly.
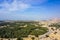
[[0, 21, 48, 40]]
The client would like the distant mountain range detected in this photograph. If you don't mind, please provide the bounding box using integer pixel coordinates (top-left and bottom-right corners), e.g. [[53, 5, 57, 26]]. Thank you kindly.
[[0, 18, 60, 23]]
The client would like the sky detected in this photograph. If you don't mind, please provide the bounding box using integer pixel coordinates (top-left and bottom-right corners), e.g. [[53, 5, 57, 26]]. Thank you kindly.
[[0, 0, 60, 20]]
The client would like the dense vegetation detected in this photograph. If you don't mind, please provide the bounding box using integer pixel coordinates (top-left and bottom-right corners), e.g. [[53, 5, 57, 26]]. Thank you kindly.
[[0, 21, 48, 40], [49, 22, 60, 29]]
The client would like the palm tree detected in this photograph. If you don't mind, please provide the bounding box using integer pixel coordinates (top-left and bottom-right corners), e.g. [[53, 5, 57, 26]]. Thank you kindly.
[[31, 37, 35, 40]]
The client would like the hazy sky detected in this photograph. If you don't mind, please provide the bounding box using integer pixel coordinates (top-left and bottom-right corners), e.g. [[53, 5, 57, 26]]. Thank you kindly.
[[0, 0, 60, 20]]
